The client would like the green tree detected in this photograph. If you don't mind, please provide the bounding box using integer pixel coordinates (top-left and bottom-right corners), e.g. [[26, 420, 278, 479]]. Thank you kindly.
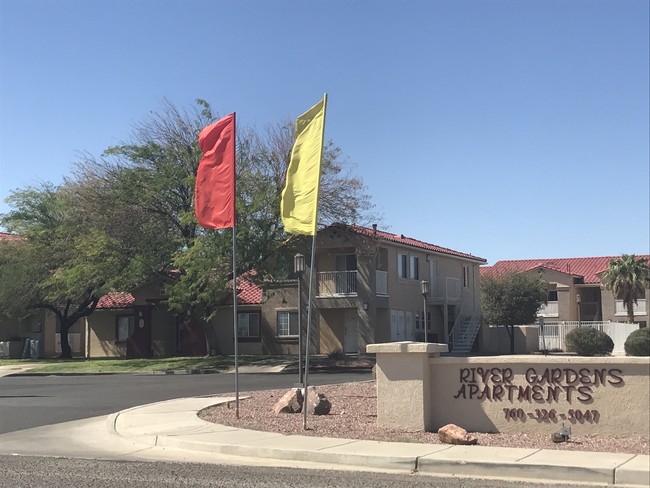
[[481, 272, 548, 354], [0, 182, 168, 358], [73, 99, 377, 351], [601, 254, 650, 324]]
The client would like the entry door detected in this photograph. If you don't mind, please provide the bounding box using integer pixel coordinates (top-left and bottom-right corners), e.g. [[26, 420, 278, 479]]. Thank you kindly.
[[127, 307, 152, 358], [390, 310, 407, 341], [343, 310, 358, 354]]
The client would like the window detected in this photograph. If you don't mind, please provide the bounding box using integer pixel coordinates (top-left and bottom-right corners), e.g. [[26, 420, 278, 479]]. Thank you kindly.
[[238, 312, 260, 338], [410, 256, 419, 280], [548, 290, 558, 302], [463, 265, 470, 288], [415, 311, 431, 330], [397, 253, 408, 279], [116, 315, 135, 342], [277, 310, 299, 337]]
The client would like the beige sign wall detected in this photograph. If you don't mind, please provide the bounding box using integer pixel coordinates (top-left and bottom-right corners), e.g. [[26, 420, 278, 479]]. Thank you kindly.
[[369, 342, 650, 437]]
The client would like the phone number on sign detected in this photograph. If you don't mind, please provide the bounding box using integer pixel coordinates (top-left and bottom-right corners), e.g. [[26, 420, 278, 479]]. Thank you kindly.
[[503, 408, 600, 422]]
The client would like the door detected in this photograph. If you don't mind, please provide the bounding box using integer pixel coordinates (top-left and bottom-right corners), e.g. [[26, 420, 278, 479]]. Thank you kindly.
[[343, 310, 358, 354], [127, 306, 153, 358]]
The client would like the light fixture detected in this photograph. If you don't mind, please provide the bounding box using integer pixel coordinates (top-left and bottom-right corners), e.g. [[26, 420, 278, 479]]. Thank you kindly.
[[421, 281, 429, 342]]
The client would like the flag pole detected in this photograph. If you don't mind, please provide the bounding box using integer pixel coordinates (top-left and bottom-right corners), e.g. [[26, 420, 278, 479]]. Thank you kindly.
[[302, 94, 327, 430], [232, 113, 239, 419]]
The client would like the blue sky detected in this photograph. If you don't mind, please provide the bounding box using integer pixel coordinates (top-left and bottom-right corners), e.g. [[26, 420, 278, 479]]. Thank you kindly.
[[1, 0, 648, 264]]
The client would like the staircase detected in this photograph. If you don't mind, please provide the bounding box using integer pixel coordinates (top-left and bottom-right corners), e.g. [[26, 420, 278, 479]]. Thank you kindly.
[[450, 314, 481, 355]]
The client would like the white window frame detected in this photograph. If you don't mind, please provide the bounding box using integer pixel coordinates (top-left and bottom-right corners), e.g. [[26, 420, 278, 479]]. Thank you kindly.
[[237, 312, 260, 338], [277, 310, 299, 337], [116, 315, 135, 342], [397, 253, 408, 279], [410, 256, 419, 280], [463, 265, 470, 288]]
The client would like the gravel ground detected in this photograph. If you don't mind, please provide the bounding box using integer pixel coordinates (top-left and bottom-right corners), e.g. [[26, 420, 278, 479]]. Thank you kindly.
[[198, 380, 649, 455]]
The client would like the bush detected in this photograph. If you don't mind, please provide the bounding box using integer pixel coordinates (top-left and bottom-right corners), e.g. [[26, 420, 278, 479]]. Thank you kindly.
[[565, 327, 614, 356], [624, 328, 650, 356]]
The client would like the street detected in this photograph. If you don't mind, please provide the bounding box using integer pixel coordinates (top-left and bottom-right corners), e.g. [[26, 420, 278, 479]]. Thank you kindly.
[[0, 456, 609, 488], [0, 371, 370, 433]]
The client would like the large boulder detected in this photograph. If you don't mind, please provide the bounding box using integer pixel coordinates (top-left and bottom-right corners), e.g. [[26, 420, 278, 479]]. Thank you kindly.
[[272, 388, 303, 414], [304, 386, 332, 415], [438, 423, 478, 445]]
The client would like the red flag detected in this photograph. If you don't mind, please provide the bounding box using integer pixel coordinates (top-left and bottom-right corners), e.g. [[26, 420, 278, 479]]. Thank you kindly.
[[195, 113, 236, 229]]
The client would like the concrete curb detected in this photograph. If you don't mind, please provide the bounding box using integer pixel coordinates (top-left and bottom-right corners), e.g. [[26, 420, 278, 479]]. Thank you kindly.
[[107, 397, 650, 487]]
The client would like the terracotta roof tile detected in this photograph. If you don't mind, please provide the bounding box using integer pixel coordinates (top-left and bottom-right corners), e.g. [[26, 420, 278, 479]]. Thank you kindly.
[[0, 232, 25, 242], [480, 255, 650, 284], [325, 223, 486, 263], [235, 276, 263, 305], [96, 292, 135, 309]]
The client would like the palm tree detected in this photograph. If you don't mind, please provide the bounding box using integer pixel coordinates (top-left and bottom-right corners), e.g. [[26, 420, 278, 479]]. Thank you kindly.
[[601, 255, 650, 324]]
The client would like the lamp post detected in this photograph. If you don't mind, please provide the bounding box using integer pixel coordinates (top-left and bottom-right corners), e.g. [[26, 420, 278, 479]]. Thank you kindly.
[[421, 280, 429, 342], [294, 253, 306, 384], [576, 293, 581, 327]]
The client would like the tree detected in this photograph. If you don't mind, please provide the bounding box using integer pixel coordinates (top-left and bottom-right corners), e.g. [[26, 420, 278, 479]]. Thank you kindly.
[[481, 272, 548, 354], [0, 182, 167, 358], [72, 99, 378, 350], [601, 254, 650, 324]]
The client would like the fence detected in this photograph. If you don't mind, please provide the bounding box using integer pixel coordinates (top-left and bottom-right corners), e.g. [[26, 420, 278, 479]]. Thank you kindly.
[[539, 321, 639, 354]]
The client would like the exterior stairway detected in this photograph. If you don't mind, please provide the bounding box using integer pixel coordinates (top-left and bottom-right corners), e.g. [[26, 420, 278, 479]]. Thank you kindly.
[[450, 315, 481, 355]]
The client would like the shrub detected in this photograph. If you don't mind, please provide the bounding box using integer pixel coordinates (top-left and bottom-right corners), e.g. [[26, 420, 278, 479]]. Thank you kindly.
[[624, 328, 650, 356], [565, 327, 614, 356]]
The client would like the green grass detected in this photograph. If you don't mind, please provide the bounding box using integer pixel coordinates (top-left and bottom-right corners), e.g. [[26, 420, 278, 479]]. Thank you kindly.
[[0, 355, 289, 374]]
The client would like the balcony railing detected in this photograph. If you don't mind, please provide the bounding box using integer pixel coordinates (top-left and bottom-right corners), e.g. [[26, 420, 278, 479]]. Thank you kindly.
[[615, 299, 647, 316], [537, 301, 559, 317], [428, 277, 461, 301], [317, 270, 357, 296]]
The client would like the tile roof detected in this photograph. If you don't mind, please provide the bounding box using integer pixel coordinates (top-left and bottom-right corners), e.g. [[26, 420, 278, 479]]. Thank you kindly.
[[480, 255, 650, 284], [325, 223, 486, 263], [0, 232, 24, 242], [96, 292, 135, 309], [235, 275, 263, 305]]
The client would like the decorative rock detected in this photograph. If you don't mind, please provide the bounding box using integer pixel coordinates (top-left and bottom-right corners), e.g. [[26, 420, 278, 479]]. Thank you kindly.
[[304, 386, 332, 415], [437, 423, 478, 445], [272, 388, 303, 414]]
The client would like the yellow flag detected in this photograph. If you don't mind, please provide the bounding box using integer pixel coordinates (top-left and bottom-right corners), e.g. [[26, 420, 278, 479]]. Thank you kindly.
[[281, 95, 327, 235]]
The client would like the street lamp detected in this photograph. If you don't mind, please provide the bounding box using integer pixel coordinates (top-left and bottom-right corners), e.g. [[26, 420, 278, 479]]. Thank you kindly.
[[294, 253, 306, 384], [421, 280, 429, 342], [576, 293, 581, 327]]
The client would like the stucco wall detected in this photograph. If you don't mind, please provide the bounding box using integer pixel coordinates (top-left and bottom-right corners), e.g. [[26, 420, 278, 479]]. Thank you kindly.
[[371, 343, 650, 437], [87, 310, 126, 357]]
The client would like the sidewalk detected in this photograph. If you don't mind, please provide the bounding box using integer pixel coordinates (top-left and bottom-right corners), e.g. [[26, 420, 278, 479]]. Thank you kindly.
[[107, 395, 650, 486]]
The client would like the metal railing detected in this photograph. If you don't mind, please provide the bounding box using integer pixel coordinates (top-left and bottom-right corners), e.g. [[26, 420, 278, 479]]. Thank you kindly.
[[317, 270, 357, 296], [538, 320, 639, 353], [428, 277, 461, 301]]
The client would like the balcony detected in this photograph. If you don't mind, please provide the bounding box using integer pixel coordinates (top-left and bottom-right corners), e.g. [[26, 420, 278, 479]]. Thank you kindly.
[[317, 270, 357, 297], [615, 299, 647, 316], [537, 301, 559, 318], [427, 277, 461, 301]]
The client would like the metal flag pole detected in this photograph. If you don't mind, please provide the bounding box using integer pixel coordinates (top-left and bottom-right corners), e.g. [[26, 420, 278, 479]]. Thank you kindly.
[[302, 93, 327, 430], [302, 233, 317, 430], [233, 224, 239, 418], [231, 112, 239, 419]]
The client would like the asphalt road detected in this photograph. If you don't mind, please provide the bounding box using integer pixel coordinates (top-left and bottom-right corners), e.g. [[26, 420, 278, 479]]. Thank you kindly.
[[0, 371, 371, 434], [0, 456, 602, 488]]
